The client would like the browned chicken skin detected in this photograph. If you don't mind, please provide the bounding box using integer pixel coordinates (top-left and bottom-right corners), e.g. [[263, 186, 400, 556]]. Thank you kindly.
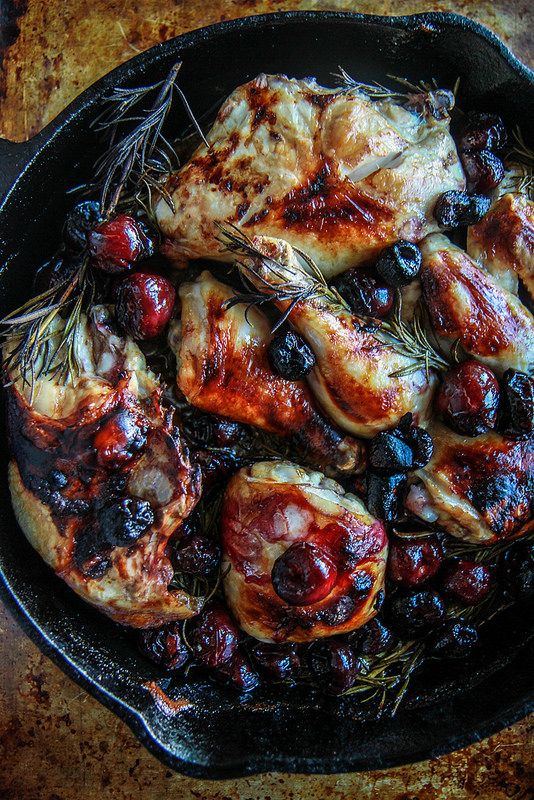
[[173, 270, 363, 473], [155, 74, 464, 277]]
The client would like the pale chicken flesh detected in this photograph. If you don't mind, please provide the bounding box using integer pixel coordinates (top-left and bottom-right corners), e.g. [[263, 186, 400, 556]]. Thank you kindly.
[[155, 74, 464, 277], [5, 306, 202, 628], [235, 235, 435, 437], [420, 233, 534, 375], [173, 270, 363, 472], [222, 461, 388, 642]]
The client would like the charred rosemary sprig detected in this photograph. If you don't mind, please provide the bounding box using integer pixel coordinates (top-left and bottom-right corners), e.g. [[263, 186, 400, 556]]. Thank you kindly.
[[217, 224, 449, 375], [92, 60, 207, 216]]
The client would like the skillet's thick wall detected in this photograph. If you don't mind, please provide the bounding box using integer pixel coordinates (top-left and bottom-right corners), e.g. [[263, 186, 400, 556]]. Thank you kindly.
[[0, 12, 533, 778]]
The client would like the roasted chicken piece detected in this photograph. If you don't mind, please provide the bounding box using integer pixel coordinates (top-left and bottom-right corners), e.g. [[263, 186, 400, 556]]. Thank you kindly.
[[406, 424, 533, 544], [467, 193, 534, 300], [420, 234, 534, 375], [173, 270, 362, 472], [155, 74, 464, 277], [221, 461, 387, 642], [5, 306, 202, 627], [234, 235, 435, 437]]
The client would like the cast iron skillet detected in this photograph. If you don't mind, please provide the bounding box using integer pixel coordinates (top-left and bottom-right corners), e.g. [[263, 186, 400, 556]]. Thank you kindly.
[[0, 11, 533, 779]]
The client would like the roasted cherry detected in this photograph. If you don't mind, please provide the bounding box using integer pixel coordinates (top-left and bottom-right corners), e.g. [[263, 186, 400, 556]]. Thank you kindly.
[[366, 472, 407, 523], [387, 590, 446, 638], [138, 622, 190, 670], [115, 272, 175, 340], [171, 536, 221, 577], [187, 605, 239, 668], [332, 266, 394, 318], [308, 639, 363, 695], [251, 642, 301, 681], [183, 409, 245, 448], [434, 191, 491, 229], [456, 112, 507, 153], [440, 559, 493, 605], [88, 213, 152, 272], [64, 200, 103, 252], [271, 542, 337, 606], [215, 652, 260, 692], [501, 369, 534, 434], [401, 425, 434, 468], [499, 543, 534, 600], [387, 535, 444, 588], [100, 497, 155, 547], [375, 240, 422, 288], [192, 449, 240, 493], [436, 360, 500, 436], [93, 409, 147, 468], [349, 618, 395, 656], [268, 330, 315, 380], [428, 619, 479, 659], [369, 431, 413, 473], [461, 149, 505, 193]]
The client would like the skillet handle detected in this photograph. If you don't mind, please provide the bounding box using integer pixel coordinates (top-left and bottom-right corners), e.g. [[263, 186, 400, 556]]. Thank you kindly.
[[0, 137, 37, 204]]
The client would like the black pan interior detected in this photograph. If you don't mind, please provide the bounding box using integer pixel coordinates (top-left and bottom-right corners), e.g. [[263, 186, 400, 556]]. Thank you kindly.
[[0, 11, 532, 778]]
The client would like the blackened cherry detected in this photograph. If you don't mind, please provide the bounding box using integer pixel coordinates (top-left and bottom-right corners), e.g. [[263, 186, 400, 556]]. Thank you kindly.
[[369, 431, 414, 473], [436, 360, 500, 436], [388, 535, 444, 587], [138, 622, 190, 670], [402, 425, 434, 468], [192, 449, 240, 493], [457, 112, 507, 153], [440, 559, 493, 605], [333, 266, 394, 318], [308, 638, 363, 694], [89, 213, 152, 273], [434, 191, 491, 229], [100, 497, 155, 547], [187, 605, 239, 668], [251, 642, 301, 681], [366, 472, 407, 523], [501, 369, 534, 434], [271, 542, 337, 606], [387, 590, 446, 638], [349, 618, 395, 656], [116, 272, 175, 340], [375, 240, 422, 288], [428, 619, 479, 659], [268, 330, 315, 380], [64, 200, 103, 252], [183, 409, 245, 448], [461, 149, 505, 193]]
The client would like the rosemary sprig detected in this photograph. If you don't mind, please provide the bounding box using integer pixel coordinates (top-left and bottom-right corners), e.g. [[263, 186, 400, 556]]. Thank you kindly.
[[92, 60, 207, 216], [217, 224, 449, 375], [445, 528, 534, 564], [504, 127, 534, 199]]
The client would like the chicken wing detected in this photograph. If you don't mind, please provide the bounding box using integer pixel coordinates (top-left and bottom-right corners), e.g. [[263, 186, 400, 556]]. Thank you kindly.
[[222, 460, 387, 642], [155, 73, 464, 277], [420, 233, 534, 375], [5, 305, 202, 627], [233, 235, 435, 438], [406, 424, 533, 544], [173, 270, 363, 472], [467, 192, 534, 300]]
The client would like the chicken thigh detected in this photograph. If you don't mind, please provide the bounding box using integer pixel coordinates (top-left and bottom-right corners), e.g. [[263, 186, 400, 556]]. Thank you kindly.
[[173, 270, 363, 472], [233, 235, 435, 437], [5, 305, 202, 627], [222, 460, 387, 642], [420, 234, 534, 375], [155, 73, 464, 276], [406, 424, 533, 544], [467, 193, 534, 300]]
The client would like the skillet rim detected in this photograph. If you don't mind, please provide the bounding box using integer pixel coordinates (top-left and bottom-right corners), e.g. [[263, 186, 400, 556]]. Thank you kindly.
[[0, 9, 533, 779]]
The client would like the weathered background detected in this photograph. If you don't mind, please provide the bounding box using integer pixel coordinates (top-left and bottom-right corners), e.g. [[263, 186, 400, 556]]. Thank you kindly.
[[0, 2, 533, 798]]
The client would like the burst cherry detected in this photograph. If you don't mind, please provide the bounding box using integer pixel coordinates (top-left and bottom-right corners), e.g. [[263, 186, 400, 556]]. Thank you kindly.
[[115, 272, 175, 340]]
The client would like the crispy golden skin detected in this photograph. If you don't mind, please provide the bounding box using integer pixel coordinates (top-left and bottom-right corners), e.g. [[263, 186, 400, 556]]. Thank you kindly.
[[222, 461, 387, 642]]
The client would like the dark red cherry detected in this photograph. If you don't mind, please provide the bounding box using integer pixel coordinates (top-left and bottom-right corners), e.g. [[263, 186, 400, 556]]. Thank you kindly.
[[187, 605, 239, 668], [251, 642, 301, 681], [461, 149, 505, 193], [192, 449, 240, 493], [93, 409, 147, 468], [170, 536, 221, 577], [349, 618, 395, 656], [271, 542, 337, 606], [428, 619, 479, 659], [387, 535, 444, 587], [88, 214, 152, 273], [436, 360, 500, 436], [115, 272, 175, 340], [138, 623, 190, 670], [456, 112, 507, 153], [333, 266, 394, 318], [440, 560, 493, 605], [387, 590, 446, 638], [214, 652, 260, 692], [501, 369, 534, 435], [308, 639, 363, 695]]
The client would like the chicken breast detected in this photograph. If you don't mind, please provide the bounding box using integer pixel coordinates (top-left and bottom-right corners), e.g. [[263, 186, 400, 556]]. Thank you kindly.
[[406, 424, 533, 544], [155, 73, 464, 276], [467, 193, 534, 300], [222, 461, 387, 642], [235, 235, 435, 437], [173, 270, 363, 473], [5, 306, 202, 627], [420, 233, 534, 375]]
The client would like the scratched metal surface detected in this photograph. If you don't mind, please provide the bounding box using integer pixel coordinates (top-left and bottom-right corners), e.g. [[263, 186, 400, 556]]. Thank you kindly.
[[0, 2, 533, 798]]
